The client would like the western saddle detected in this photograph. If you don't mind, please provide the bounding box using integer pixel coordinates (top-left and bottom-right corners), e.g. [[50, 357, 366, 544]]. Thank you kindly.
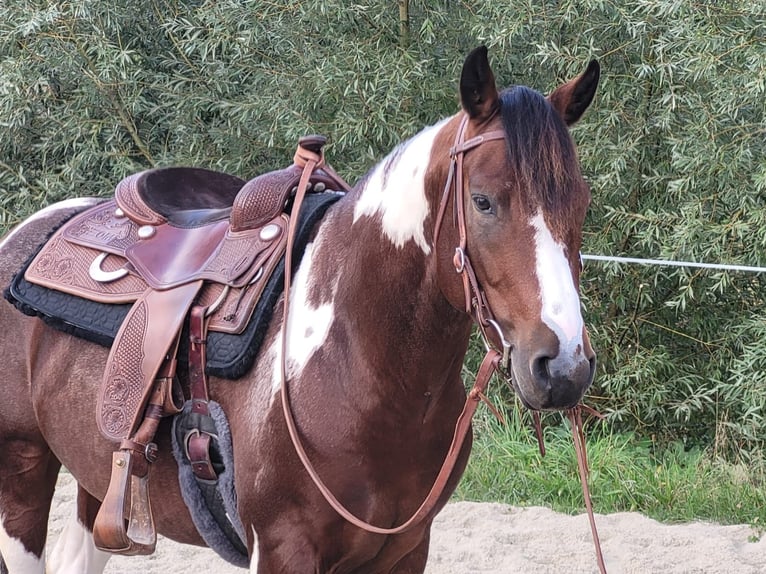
[[23, 136, 350, 555]]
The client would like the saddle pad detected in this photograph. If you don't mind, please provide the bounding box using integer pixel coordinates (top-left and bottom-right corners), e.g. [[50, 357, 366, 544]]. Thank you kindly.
[[6, 192, 341, 379]]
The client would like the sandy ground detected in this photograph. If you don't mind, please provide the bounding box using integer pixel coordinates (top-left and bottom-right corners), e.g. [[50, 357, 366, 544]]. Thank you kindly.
[[46, 473, 766, 573]]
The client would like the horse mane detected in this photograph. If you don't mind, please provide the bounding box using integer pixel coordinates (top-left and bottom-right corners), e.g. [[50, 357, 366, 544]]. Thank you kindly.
[[498, 86, 587, 226]]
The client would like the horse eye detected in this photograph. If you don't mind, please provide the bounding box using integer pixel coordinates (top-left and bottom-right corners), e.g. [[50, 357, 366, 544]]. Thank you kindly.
[[471, 194, 494, 214]]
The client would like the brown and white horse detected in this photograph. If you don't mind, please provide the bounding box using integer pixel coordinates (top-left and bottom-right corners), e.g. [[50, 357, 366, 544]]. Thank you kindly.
[[0, 46, 599, 573]]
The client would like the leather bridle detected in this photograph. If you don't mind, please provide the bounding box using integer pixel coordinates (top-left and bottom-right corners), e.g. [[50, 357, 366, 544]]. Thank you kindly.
[[433, 115, 512, 370], [278, 115, 606, 572]]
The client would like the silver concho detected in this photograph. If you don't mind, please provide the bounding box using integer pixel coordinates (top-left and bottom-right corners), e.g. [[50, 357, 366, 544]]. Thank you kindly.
[[137, 225, 156, 239], [259, 224, 281, 241]]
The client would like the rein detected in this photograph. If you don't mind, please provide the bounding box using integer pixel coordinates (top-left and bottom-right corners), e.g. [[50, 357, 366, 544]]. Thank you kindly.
[[438, 116, 607, 572], [278, 117, 606, 571]]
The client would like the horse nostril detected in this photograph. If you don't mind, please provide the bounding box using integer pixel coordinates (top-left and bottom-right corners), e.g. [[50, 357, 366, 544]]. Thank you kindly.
[[532, 355, 552, 384]]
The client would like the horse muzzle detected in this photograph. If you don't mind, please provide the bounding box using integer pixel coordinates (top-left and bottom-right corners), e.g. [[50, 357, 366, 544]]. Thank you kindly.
[[509, 326, 596, 411]]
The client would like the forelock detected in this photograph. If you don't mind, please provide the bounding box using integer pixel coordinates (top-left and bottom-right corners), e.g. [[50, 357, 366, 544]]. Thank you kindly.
[[498, 86, 587, 233]]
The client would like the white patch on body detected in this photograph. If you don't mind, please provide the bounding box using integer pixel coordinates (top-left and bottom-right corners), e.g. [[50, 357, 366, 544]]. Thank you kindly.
[[353, 119, 449, 254], [46, 509, 111, 574], [0, 198, 101, 252], [248, 525, 260, 572], [531, 213, 585, 359], [269, 240, 336, 400], [0, 511, 45, 574]]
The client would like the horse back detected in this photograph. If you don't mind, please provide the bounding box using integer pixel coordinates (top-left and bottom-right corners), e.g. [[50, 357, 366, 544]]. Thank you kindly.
[[0, 199, 105, 286], [0, 198, 108, 432]]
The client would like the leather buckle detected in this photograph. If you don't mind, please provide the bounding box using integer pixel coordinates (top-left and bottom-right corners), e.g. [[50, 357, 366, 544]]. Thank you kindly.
[[184, 429, 218, 481], [144, 442, 158, 463]]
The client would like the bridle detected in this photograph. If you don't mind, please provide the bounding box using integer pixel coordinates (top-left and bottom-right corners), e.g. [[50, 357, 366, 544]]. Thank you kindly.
[[278, 114, 606, 572], [433, 114, 511, 370]]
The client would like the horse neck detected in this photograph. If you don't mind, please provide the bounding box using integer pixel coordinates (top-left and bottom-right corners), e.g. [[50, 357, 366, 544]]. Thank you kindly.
[[303, 119, 472, 400]]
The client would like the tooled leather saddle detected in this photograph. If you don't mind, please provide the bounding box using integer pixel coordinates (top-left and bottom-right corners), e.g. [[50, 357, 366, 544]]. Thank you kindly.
[[16, 135, 349, 556]]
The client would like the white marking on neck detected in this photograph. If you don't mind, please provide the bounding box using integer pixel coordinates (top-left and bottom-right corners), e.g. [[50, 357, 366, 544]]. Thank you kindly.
[[0, 198, 101, 252], [353, 119, 450, 254], [270, 239, 336, 399], [532, 212, 584, 357], [0, 511, 45, 574], [46, 508, 111, 574]]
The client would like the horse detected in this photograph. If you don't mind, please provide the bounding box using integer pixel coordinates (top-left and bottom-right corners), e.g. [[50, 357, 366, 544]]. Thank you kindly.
[[0, 46, 599, 573]]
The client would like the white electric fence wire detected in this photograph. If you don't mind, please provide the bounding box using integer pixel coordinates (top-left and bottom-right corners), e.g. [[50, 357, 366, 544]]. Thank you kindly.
[[581, 254, 766, 274]]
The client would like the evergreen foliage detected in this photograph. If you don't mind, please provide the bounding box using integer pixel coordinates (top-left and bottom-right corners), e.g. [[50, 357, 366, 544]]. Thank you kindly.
[[1, 1, 764, 456]]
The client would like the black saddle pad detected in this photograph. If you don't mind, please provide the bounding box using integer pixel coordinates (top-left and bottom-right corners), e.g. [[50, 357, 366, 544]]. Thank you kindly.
[[5, 192, 341, 380]]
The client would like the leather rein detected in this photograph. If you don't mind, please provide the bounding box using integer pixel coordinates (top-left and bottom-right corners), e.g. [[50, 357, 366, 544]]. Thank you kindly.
[[278, 115, 606, 572]]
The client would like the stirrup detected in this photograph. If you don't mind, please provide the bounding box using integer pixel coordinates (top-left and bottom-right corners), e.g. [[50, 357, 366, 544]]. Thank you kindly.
[[93, 449, 157, 555]]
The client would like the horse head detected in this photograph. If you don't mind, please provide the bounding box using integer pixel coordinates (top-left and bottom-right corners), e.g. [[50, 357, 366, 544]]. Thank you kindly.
[[433, 47, 600, 411]]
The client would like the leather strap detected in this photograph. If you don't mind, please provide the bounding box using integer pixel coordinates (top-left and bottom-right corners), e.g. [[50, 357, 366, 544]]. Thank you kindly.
[[278, 118, 507, 534], [435, 116, 506, 344], [438, 117, 607, 571], [185, 305, 219, 482], [97, 281, 203, 441], [189, 306, 211, 416], [281, 322, 501, 534], [568, 406, 607, 574]]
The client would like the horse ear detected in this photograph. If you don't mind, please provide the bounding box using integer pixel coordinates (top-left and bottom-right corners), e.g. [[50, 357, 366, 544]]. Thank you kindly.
[[547, 60, 600, 125], [460, 46, 499, 120]]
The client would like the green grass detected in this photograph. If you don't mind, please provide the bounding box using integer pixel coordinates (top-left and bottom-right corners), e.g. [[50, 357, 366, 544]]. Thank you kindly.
[[455, 402, 766, 538]]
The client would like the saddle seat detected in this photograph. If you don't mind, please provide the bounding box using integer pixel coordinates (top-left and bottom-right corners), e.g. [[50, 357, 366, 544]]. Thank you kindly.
[[117, 167, 243, 228], [116, 135, 342, 234], [53, 136, 344, 294]]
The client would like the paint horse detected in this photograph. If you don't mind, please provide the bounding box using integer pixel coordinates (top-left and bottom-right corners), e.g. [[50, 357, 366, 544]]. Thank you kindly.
[[0, 46, 599, 573]]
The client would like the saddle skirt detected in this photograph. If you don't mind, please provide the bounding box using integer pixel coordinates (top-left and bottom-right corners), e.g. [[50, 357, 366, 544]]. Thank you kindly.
[[24, 199, 287, 335], [7, 191, 340, 375]]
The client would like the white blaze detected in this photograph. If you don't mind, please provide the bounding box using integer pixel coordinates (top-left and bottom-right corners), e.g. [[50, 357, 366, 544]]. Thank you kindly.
[[531, 212, 584, 358]]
